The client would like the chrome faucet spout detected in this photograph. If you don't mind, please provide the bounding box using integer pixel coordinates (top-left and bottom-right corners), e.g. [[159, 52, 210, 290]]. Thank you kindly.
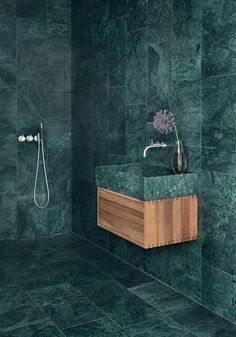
[[143, 140, 167, 158]]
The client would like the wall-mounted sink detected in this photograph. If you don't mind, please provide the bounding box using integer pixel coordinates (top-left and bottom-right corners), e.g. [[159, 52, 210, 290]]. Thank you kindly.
[[96, 163, 198, 201]]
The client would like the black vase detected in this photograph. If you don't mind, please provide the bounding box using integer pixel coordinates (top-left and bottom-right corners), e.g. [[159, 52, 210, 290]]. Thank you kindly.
[[171, 140, 187, 174]]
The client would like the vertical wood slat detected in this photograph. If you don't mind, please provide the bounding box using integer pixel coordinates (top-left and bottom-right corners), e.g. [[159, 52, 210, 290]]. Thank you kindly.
[[97, 188, 198, 249]]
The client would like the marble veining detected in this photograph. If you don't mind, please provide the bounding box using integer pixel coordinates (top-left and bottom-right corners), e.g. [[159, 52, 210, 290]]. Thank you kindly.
[[96, 163, 198, 200], [0, 234, 235, 336]]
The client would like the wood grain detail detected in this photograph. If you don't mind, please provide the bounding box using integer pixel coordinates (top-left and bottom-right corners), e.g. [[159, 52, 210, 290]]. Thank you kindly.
[[97, 188, 198, 249]]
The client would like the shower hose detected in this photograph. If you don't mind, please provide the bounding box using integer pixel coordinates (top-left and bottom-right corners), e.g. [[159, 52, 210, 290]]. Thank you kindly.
[[33, 132, 50, 208]]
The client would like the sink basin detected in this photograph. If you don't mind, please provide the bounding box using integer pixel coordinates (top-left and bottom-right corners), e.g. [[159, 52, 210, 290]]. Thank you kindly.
[[96, 163, 198, 201]]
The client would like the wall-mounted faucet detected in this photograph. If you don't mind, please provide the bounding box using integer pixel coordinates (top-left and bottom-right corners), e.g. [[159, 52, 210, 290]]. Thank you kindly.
[[143, 139, 167, 158]]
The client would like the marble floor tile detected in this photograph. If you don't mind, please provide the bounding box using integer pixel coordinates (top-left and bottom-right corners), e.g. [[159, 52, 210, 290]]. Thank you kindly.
[[0, 285, 32, 314], [1, 321, 65, 337], [169, 303, 236, 337], [124, 316, 196, 337], [0, 304, 48, 333], [0, 234, 235, 337], [63, 318, 128, 337], [13, 262, 64, 290], [29, 283, 105, 329], [78, 280, 159, 328], [90, 256, 154, 288], [50, 258, 110, 288], [130, 281, 194, 314]]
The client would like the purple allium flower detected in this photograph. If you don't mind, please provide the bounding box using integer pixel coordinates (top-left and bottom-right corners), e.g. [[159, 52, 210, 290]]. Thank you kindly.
[[153, 109, 175, 135]]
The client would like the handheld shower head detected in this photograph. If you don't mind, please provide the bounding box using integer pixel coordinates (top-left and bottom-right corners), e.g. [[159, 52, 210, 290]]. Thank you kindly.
[[34, 121, 50, 208], [39, 122, 43, 140]]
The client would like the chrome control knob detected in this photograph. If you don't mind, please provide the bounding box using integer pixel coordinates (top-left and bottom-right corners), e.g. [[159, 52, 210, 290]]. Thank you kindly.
[[18, 135, 26, 142], [26, 135, 34, 142]]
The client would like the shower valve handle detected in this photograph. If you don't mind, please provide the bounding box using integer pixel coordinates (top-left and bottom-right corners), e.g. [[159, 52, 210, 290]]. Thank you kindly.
[[18, 135, 26, 142], [26, 135, 34, 142]]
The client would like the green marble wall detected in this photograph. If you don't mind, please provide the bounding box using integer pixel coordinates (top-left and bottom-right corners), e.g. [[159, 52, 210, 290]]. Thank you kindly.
[[0, 0, 72, 240], [201, 0, 236, 323], [72, 0, 236, 324]]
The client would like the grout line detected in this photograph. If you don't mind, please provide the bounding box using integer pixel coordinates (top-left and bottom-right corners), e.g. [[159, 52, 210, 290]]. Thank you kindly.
[[72, 232, 236, 326], [17, 283, 67, 337], [46, 237, 197, 335], [59, 318, 107, 331], [202, 261, 236, 281]]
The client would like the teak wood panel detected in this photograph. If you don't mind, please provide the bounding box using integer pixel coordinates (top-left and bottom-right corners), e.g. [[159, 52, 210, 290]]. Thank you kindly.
[[97, 187, 198, 249]]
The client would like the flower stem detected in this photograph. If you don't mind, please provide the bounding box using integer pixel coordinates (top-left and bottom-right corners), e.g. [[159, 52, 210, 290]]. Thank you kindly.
[[172, 122, 179, 142]]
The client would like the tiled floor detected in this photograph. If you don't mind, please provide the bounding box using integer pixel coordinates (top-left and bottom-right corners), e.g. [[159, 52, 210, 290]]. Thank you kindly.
[[0, 234, 235, 337]]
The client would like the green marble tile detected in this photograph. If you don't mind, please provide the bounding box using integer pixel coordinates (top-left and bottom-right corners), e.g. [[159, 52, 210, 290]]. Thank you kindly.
[[72, 179, 95, 239], [108, 234, 128, 260], [125, 315, 196, 337], [88, 254, 153, 288], [127, 28, 148, 105], [0, 0, 16, 17], [0, 286, 32, 314], [0, 61, 16, 114], [127, 105, 147, 163], [145, 246, 171, 284], [1, 321, 65, 337], [201, 172, 236, 276], [108, 87, 126, 155], [202, 263, 236, 323], [42, 249, 81, 267], [0, 62, 17, 167], [0, 17, 16, 63], [170, 241, 202, 301], [130, 281, 194, 314], [172, 0, 201, 58], [109, 0, 125, 19], [171, 56, 201, 84], [0, 264, 17, 288], [73, 239, 112, 262], [109, 16, 126, 87], [78, 280, 159, 327], [16, 19, 47, 78], [170, 81, 201, 143], [148, 41, 171, 121], [0, 304, 47, 333], [47, 0, 71, 24], [63, 318, 127, 337], [29, 283, 105, 329], [47, 203, 71, 236], [127, 0, 147, 32], [96, 163, 198, 200], [16, 0, 46, 19], [50, 258, 110, 289], [202, 0, 236, 77], [17, 195, 48, 240], [148, 0, 172, 43], [169, 302, 236, 337], [15, 263, 63, 290], [48, 147, 71, 206], [0, 165, 16, 194], [0, 193, 17, 240], [93, 5, 108, 74], [72, 89, 94, 183], [202, 75, 236, 173], [46, 23, 69, 92], [94, 72, 109, 141], [125, 247, 147, 272], [17, 76, 47, 134]]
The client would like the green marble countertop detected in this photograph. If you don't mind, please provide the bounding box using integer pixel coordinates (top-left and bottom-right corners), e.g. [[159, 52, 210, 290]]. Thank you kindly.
[[96, 164, 198, 201]]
